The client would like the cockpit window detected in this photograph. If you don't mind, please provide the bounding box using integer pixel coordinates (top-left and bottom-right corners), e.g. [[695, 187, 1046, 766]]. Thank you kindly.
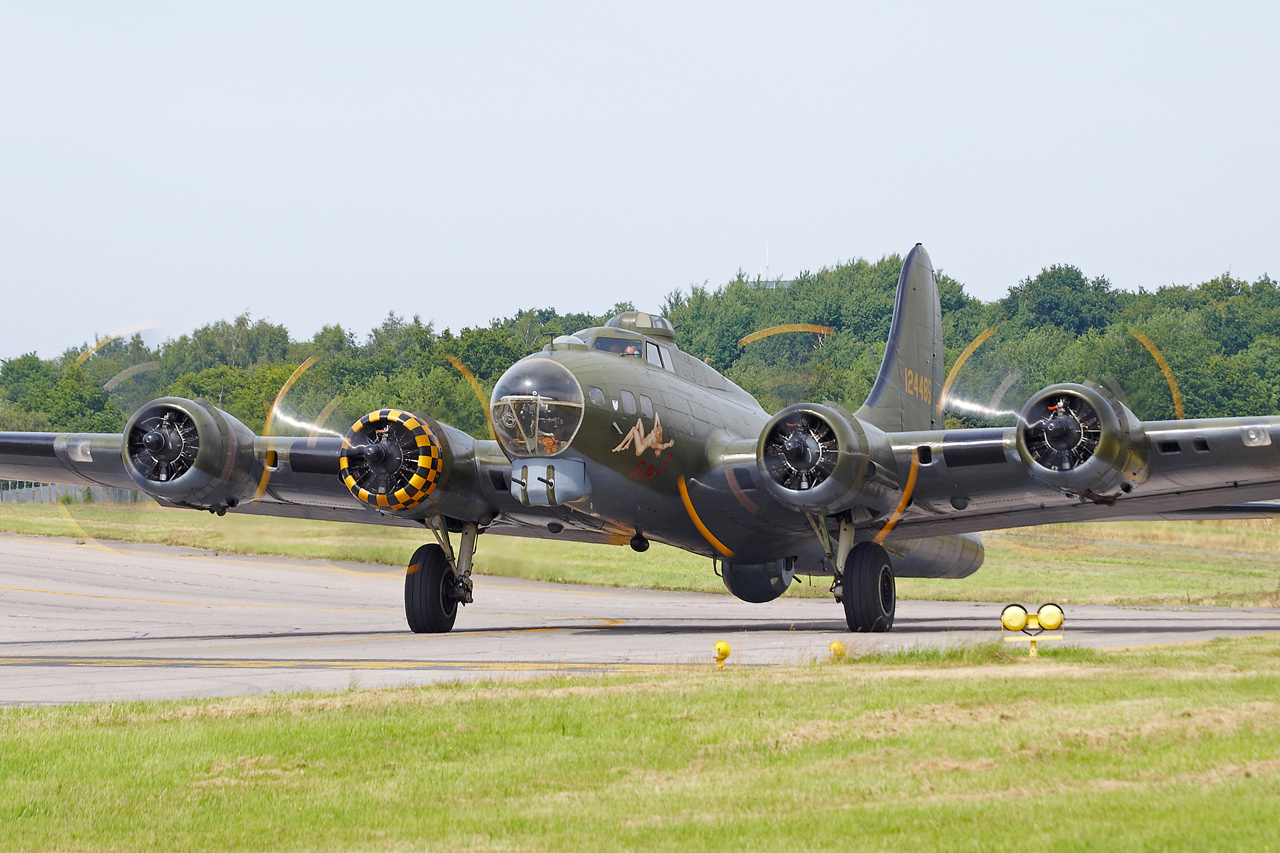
[[490, 359, 585, 458], [592, 336, 643, 358]]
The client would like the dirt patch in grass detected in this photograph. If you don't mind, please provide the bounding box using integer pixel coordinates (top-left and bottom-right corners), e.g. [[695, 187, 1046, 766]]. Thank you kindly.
[[191, 755, 313, 789], [1058, 701, 1280, 748]]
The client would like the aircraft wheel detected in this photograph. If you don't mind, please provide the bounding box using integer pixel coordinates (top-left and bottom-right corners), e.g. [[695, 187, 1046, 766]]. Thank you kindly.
[[405, 544, 458, 633], [842, 543, 895, 632]]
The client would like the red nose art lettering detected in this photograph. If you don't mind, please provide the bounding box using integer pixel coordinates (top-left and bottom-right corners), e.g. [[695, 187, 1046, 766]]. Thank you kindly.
[[613, 412, 676, 456], [630, 451, 674, 480]]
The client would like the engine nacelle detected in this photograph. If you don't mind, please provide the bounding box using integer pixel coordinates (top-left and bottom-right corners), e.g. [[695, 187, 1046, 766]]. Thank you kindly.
[[756, 403, 875, 514], [1016, 383, 1149, 500], [339, 408, 452, 512], [888, 533, 985, 579], [721, 557, 795, 603], [122, 397, 260, 512]]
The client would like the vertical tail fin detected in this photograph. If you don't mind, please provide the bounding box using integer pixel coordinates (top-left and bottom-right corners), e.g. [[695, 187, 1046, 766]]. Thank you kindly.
[[854, 244, 944, 432]]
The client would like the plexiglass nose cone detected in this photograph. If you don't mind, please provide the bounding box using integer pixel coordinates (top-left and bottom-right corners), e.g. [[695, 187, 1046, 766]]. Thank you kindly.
[[490, 358, 585, 457]]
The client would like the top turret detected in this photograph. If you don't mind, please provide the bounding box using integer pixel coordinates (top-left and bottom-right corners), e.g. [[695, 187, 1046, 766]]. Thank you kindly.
[[603, 312, 677, 343]]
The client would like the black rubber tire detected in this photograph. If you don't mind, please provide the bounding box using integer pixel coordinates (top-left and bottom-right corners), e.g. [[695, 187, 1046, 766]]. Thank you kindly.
[[405, 544, 458, 633], [842, 543, 896, 632]]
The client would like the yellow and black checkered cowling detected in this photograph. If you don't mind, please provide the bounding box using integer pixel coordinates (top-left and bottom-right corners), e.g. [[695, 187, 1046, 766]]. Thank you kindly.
[[339, 409, 445, 512]]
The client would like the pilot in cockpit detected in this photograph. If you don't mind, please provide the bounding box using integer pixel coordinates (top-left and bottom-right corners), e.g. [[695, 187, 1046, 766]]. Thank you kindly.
[[594, 336, 643, 357]]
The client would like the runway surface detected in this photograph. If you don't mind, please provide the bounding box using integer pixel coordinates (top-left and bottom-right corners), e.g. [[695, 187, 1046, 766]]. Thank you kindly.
[[2, 532, 1278, 705]]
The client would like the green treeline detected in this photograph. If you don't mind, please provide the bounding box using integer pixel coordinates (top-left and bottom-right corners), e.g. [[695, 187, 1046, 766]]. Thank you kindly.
[[667, 258, 1280, 426], [3, 255, 1278, 438]]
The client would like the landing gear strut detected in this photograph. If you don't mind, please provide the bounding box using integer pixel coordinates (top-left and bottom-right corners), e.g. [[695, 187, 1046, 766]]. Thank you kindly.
[[405, 520, 479, 634]]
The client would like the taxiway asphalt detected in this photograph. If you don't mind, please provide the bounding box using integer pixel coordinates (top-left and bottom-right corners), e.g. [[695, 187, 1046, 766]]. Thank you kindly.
[[2, 532, 1277, 704]]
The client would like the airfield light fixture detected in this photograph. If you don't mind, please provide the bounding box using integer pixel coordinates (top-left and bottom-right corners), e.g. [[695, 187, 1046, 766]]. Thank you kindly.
[[1001, 603, 1065, 657], [1037, 602, 1065, 632], [1000, 604, 1028, 632], [828, 641, 847, 662], [714, 641, 731, 669]]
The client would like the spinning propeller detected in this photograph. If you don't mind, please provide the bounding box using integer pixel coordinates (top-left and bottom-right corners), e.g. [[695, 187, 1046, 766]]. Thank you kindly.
[[936, 327, 1187, 424]]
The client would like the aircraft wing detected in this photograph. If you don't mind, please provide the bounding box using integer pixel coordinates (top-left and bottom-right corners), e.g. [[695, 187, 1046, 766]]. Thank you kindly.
[[878, 407, 1280, 541], [1133, 502, 1280, 520], [0, 398, 630, 547]]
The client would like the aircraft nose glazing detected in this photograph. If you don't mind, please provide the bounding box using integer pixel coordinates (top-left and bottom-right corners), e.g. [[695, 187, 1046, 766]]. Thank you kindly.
[[490, 358, 585, 458]]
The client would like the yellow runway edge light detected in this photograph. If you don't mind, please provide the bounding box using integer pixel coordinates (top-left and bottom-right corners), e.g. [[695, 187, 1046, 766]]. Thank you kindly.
[[1001, 603, 1065, 657]]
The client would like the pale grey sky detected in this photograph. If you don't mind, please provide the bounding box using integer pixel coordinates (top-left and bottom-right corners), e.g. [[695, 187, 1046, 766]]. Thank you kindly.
[[3, 2, 1278, 358]]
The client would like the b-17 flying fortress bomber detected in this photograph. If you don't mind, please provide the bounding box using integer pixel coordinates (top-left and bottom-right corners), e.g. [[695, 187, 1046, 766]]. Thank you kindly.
[[3, 245, 1279, 634]]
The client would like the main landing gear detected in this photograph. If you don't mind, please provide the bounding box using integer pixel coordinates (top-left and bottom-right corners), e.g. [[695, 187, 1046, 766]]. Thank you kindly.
[[817, 516, 897, 633], [405, 520, 479, 633], [840, 542, 895, 633]]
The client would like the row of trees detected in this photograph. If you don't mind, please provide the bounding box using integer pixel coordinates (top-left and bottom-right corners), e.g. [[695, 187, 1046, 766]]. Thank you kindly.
[[3, 255, 1278, 439], [0, 305, 634, 437], [666, 259, 1280, 423]]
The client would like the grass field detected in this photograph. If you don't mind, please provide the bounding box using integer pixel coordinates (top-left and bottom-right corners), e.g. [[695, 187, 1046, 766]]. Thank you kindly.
[[3, 505, 1279, 848], [2, 501, 1278, 608], [2, 638, 1279, 850]]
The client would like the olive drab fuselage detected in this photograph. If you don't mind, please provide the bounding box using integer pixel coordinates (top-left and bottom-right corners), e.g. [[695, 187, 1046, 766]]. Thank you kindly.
[[494, 329, 811, 567]]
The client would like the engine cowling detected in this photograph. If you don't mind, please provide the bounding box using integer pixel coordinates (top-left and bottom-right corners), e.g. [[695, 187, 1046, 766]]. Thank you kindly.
[[1016, 383, 1149, 500], [721, 558, 795, 603], [756, 403, 872, 514], [339, 408, 452, 512], [122, 397, 259, 512]]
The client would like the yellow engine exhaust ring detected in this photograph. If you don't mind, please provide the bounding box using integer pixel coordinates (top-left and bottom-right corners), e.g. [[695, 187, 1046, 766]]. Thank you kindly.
[[339, 409, 444, 511]]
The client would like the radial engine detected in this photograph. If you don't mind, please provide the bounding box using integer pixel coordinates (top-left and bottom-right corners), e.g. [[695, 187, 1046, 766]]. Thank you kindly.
[[122, 397, 260, 513], [755, 403, 898, 515], [1016, 382, 1150, 502]]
